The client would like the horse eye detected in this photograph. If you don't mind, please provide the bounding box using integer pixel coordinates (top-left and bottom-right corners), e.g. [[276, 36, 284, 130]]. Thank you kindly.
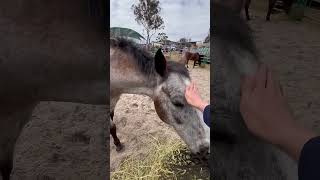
[[173, 101, 184, 108]]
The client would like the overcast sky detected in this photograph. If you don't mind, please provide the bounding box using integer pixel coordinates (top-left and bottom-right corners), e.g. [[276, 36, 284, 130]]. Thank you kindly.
[[110, 0, 210, 42]]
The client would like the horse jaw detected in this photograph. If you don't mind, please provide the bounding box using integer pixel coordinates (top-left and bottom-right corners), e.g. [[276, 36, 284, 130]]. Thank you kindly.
[[197, 109, 210, 152]]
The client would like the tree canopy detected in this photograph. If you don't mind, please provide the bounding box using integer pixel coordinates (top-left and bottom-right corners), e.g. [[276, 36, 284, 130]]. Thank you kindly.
[[132, 0, 164, 48]]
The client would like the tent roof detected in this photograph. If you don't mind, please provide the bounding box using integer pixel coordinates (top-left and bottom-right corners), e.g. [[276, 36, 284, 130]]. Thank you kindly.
[[110, 27, 145, 40]]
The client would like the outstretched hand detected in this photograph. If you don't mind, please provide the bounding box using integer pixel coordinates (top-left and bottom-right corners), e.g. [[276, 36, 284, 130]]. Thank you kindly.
[[240, 64, 316, 160], [185, 82, 209, 112]]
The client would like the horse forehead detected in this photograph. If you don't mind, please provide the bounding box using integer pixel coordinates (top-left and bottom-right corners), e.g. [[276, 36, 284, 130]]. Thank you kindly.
[[168, 73, 190, 85], [182, 77, 191, 86]]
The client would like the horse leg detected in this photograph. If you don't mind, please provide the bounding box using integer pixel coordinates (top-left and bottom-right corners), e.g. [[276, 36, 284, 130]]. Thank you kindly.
[[186, 59, 189, 68], [0, 102, 37, 180], [110, 95, 123, 151], [284, 0, 293, 14], [193, 59, 196, 68], [110, 114, 123, 152], [245, 0, 251, 20], [266, 0, 277, 21]]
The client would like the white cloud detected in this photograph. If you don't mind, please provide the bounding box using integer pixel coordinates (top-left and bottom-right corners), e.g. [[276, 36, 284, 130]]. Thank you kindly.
[[110, 0, 210, 42]]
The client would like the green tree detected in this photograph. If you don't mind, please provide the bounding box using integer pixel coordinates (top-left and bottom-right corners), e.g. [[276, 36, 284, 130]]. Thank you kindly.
[[179, 37, 191, 48], [179, 37, 187, 44], [179, 37, 187, 48], [132, 0, 164, 49], [156, 32, 168, 45]]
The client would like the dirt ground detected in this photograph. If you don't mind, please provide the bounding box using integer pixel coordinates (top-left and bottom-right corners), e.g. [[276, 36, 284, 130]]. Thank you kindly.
[[10, 103, 108, 180], [110, 61, 210, 174]]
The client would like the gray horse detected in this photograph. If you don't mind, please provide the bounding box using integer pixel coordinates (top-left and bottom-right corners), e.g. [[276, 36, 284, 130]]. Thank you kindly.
[[212, 1, 297, 179], [110, 38, 210, 155], [0, 1, 106, 179]]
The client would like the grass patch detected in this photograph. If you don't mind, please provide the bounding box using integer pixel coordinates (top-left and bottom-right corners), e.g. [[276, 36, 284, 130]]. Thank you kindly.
[[111, 136, 209, 180]]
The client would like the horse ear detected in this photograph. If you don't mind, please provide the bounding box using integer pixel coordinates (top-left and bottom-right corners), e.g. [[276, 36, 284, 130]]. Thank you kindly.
[[154, 48, 167, 77]]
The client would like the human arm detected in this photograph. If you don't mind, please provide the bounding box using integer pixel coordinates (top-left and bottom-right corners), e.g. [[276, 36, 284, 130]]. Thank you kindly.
[[185, 82, 210, 127]]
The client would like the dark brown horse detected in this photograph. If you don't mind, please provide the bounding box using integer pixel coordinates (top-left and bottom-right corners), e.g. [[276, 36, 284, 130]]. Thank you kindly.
[[0, 1, 106, 179], [244, 0, 294, 21], [181, 51, 202, 68]]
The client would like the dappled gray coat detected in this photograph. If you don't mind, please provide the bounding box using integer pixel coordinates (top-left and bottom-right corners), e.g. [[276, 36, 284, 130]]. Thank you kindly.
[[211, 1, 297, 180]]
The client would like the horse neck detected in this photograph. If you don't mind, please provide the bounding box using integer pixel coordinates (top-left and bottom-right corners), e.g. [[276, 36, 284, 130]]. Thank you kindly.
[[122, 86, 155, 97], [110, 52, 157, 98], [110, 74, 157, 98]]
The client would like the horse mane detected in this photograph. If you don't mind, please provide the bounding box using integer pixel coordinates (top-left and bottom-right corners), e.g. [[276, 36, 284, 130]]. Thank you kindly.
[[111, 37, 156, 77], [212, 3, 257, 56], [110, 37, 190, 79]]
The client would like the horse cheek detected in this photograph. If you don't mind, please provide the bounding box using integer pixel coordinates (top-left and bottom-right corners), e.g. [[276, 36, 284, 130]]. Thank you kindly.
[[154, 98, 169, 124]]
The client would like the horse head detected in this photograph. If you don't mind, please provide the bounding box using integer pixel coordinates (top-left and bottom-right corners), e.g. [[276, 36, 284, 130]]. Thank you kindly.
[[152, 49, 210, 155]]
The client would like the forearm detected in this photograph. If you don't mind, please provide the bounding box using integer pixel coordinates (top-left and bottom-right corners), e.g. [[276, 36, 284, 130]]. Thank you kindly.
[[298, 136, 320, 179], [196, 101, 209, 112], [203, 105, 210, 127]]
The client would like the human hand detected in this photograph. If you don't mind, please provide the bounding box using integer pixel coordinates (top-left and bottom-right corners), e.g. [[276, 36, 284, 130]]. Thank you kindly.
[[185, 82, 209, 112], [240, 64, 316, 160]]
